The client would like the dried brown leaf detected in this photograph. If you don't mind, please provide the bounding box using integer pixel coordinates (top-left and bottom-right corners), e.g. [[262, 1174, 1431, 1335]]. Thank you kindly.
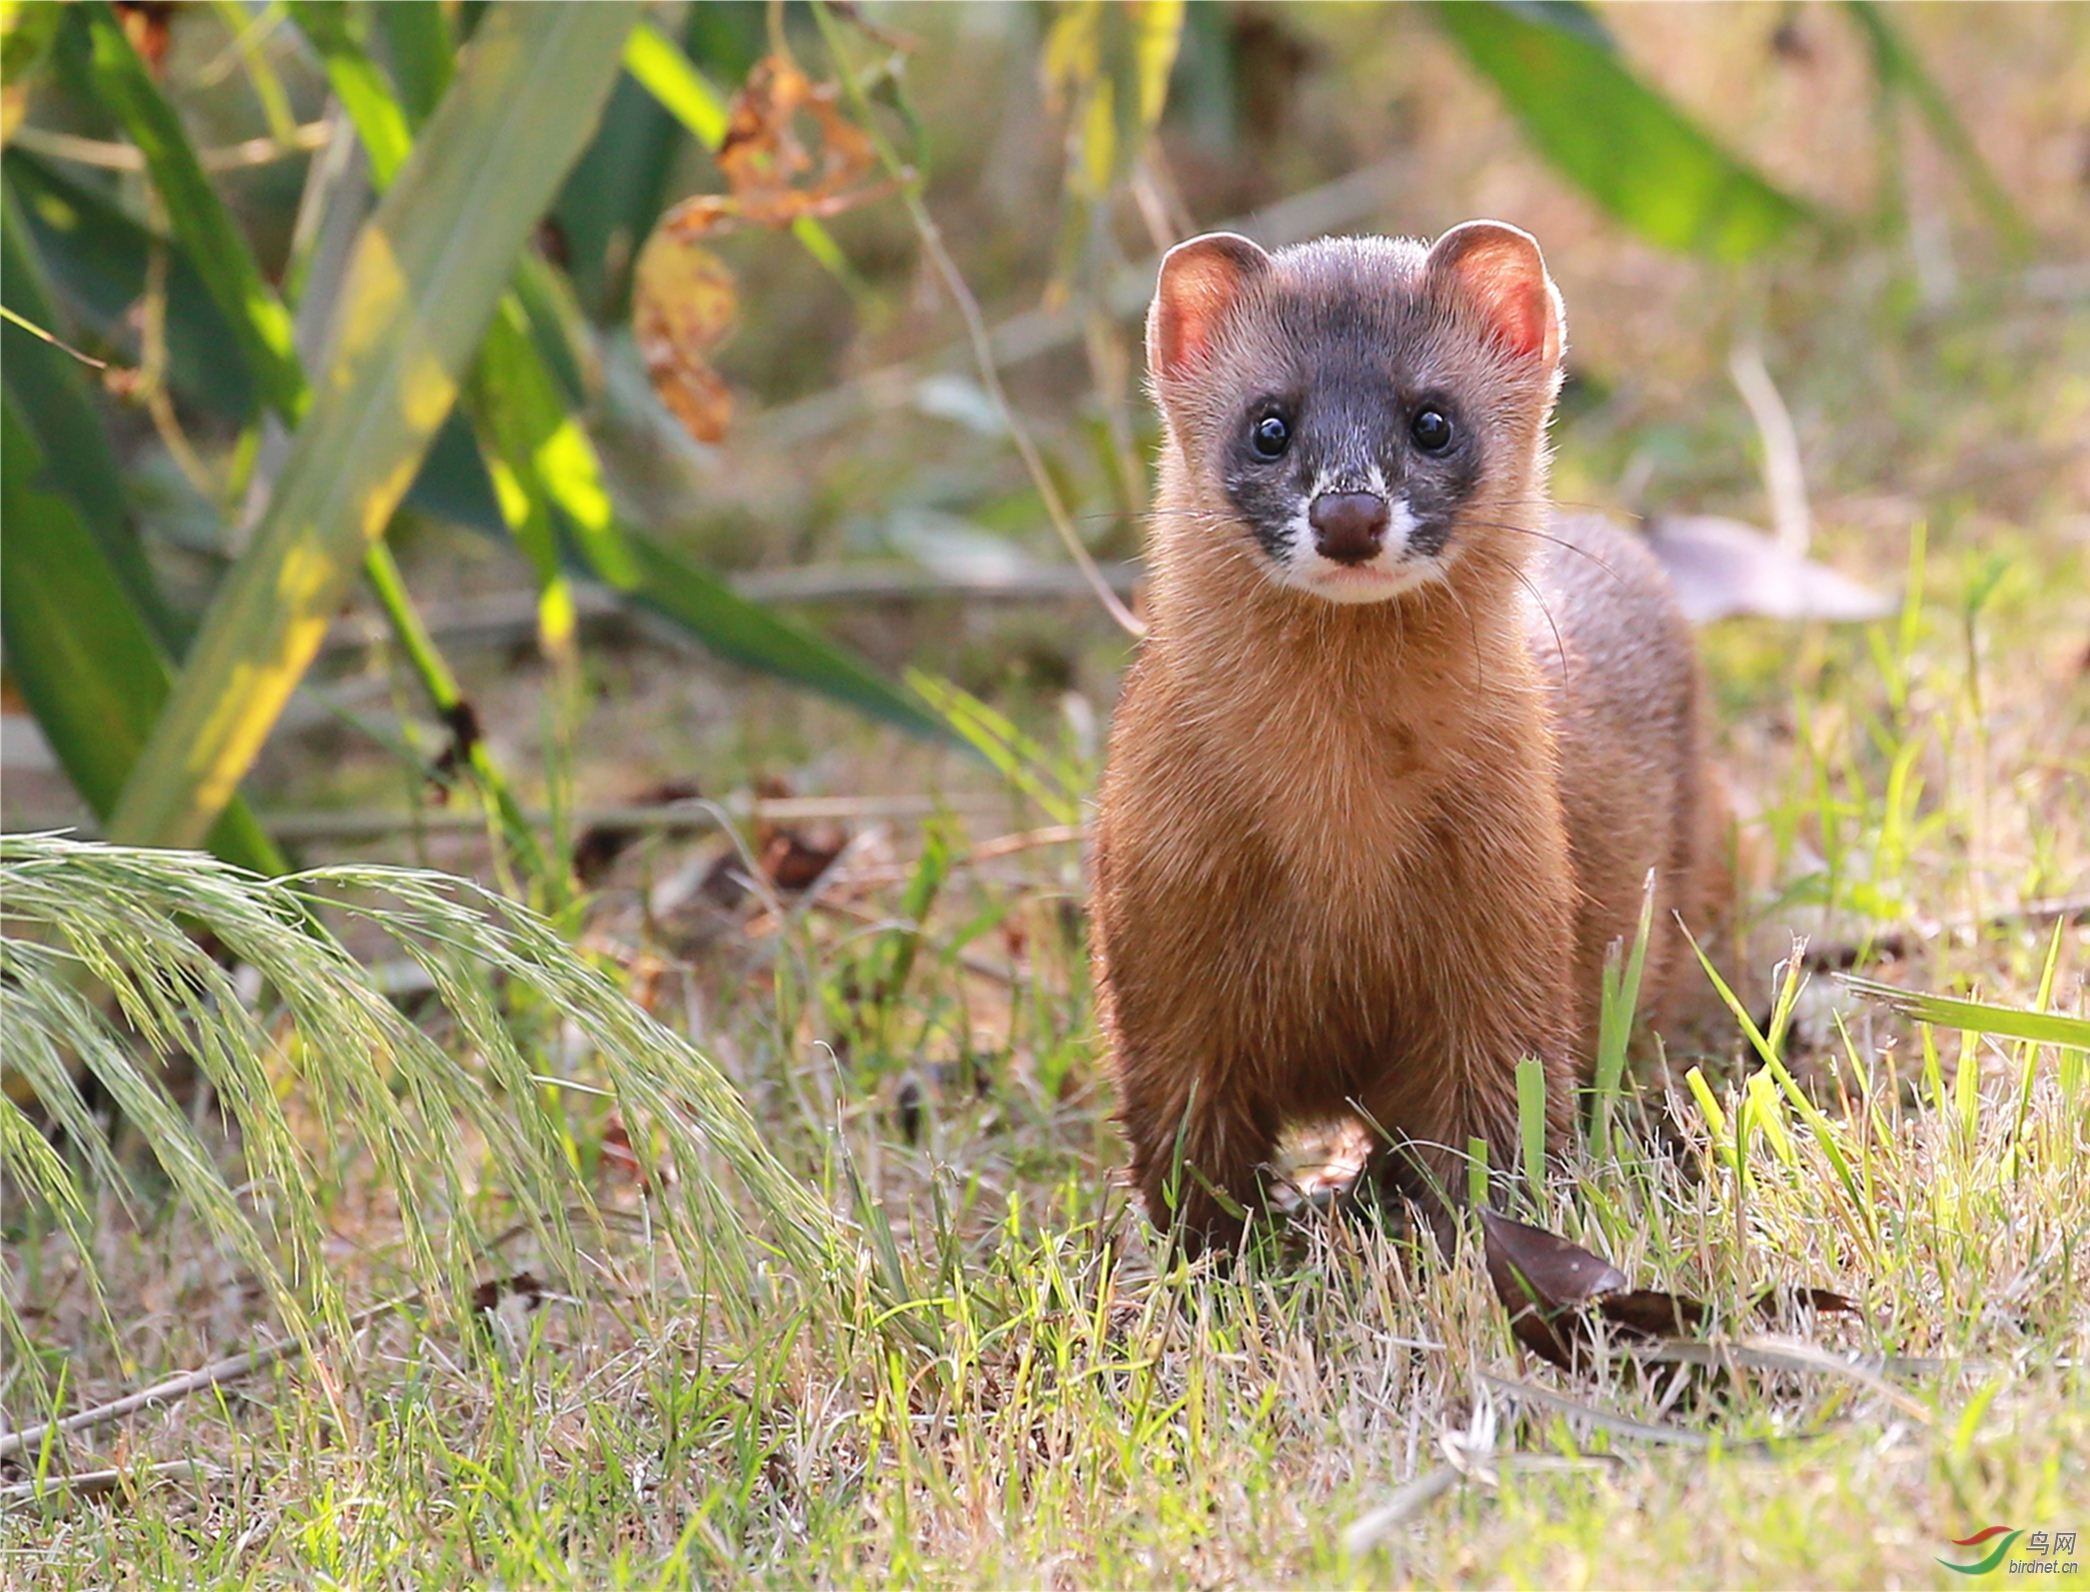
[[634, 55, 902, 445], [632, 227, 737, 444]]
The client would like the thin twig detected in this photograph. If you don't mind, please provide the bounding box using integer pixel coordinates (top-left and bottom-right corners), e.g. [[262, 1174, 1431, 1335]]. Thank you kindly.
[[0, 1458, 226, 1511], [822, 823, 1089, 890], [1729, 339, 1812, 556], [10, 120, 331, 173], [800, 897, 1016, 987], [0, 1296, 401, 1465], [1802, 892, 2090, 972], [1621, 1337, 1942, 1422], [0, 305, 109, 370], [10, 793, 1024, 846], [1340, 1466, 1460, 1555]]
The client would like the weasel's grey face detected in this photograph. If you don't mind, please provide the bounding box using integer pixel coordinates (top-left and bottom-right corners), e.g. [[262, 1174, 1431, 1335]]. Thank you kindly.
[[1148, 226, 1563, 607], [1217, 353, 1484, 605]]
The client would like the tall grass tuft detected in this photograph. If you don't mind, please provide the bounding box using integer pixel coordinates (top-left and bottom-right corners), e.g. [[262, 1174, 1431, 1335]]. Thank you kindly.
[[0, 834, 880, 1401]]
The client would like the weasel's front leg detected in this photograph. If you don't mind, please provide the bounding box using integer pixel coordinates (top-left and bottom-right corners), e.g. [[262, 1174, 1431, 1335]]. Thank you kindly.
[[1359, 965, 1580, 1226], [1115, 1049, 1279, 1254]]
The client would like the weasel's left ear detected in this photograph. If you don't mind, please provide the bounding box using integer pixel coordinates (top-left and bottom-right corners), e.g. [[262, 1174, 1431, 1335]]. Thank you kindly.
[[1148, 232, 1272, 383], [1426, 220, 1563, 366]]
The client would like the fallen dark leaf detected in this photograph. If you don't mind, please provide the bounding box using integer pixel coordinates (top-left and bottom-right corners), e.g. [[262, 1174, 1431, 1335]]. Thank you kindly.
[[432, 699, 481, 776], [1594, 1287, 1712, 1340], [697, 850, 753, 910], [1479, 1208, 1628, 1370], [894, 1074, 924, 1145], [759, 826, 846, 892], [599, 1111, 673, 1190], [693, 826, 846, 910], [1754, 1284, 1862, 1321], [1480, 1208, 1863, 1374]]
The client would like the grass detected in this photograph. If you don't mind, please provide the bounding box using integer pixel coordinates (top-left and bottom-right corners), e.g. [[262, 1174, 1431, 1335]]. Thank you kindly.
[[5, 7, 2089, 1586], [3, 513, 2084, 1584]]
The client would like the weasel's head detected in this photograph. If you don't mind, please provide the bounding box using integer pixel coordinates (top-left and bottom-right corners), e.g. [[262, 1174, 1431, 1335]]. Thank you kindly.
[[1146, 222, 1564, 606]]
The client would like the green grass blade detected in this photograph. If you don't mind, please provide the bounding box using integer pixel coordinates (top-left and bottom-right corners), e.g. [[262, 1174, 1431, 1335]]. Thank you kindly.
[[1589, 868, 1656, 1164], [1840, 974, 2090, 1053], [1516, 1055, 1549, 1210], [369, 0, 452, 122], [1, 399, 283, 873], [623, 18, 729, 147], [107, 1, 641, 851], [286, 0, 415, 185], [1432, 1, 1812, 260], [616, 531, 946, 738]]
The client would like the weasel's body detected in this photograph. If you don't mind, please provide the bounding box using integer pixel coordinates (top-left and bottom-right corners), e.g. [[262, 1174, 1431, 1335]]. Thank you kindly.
[[1092, 225, 1728, 1244]]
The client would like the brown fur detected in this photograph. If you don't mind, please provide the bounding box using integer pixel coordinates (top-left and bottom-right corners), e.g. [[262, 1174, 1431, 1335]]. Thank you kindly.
[[1091, 226, 1731, 1247]]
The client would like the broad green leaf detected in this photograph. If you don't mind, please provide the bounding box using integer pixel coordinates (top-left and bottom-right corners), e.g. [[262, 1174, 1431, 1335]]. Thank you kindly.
[[1841, 975, 2089, 1053], [1, 399, 283, 873], [1042, 0, 1184, 283], [63, 2, 304, 414], [615, 532, 946, 737], [1044, 0, 1184, 202], [108, 1, 642, 851], [0, 172, 173, 641], [1433, 1, 1812, 260], [465, 294, 944, 735]]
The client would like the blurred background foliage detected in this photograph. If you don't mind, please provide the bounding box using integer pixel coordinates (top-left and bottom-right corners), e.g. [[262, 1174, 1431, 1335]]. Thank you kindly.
[[0, 0, 2075, 900]]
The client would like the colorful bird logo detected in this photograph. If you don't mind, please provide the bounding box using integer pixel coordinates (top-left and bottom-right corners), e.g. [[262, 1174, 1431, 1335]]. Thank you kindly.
[[1937, 1526, 2022, 1576]]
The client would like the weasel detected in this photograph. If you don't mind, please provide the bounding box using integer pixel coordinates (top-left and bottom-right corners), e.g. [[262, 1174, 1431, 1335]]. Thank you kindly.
[[1092, 222, 1731, 1248]]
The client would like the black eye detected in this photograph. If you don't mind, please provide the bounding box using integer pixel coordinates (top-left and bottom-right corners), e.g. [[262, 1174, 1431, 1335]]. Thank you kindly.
[[1251, 413, 1291, 458], [1411, 408, 1454, 454]]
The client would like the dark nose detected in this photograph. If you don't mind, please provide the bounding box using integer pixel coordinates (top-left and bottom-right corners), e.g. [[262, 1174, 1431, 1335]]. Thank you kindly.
[[1308, 492, 1389, 565]]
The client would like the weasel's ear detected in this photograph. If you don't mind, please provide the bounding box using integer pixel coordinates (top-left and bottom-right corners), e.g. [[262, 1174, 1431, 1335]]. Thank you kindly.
[[1148, 232, 1271, 382], [1426, 220, 1563, 366]]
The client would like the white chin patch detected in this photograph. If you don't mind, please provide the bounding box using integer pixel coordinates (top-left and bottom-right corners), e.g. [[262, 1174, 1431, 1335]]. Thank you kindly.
[[1274, 498, 1444, 604]]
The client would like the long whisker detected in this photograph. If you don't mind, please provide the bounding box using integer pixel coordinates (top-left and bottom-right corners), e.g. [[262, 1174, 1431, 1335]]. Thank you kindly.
[[1449, 519, 1626, 584], [1468, 544, 1570, 685]]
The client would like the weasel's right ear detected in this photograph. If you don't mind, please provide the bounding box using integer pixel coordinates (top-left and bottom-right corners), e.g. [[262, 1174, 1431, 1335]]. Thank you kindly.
[[1147, 232, 1271, 383]]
